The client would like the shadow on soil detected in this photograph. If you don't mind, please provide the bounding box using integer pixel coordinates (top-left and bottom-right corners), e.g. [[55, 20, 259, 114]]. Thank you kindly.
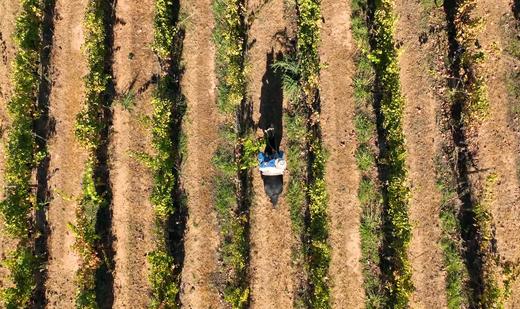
[[441, 0, 486, 305], [259, 49, 284, 147], [33, 0, 56, 307], [514, 0, 520, 20], [159, 1, 188, 306], [94, 0, 117, 307]]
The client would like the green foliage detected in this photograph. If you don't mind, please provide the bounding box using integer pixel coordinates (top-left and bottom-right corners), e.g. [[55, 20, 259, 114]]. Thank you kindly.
[[356, 145, 375, 172], [116, 90, 136, 111], [0, 0, 43, 305], [146, 1, 186, 307], [453, 0, 490, 125], [239, 137, 264, 170], [286, 113, 307, 236], [294, 1, 332, 307], [296, 0, 321, 92], [75, 0, 110, 152], [148, 250, 179, 309], [435, 157, 470, 309], [152, 0, 181, 59], [370, 0, 413, 307], [70, 162, 104, 308], [1, 247, 38, 309], [213, 0, 247, 114], [71, 0, 111, 306], [475, 173, 520, 308], [212, 0, 251, 307], [351, 1, 387, 307], [272, 56, 301, 103]]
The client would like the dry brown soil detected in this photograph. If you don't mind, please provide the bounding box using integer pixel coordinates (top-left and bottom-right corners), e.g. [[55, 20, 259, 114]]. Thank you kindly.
[[110, 0, 158, 307], [247, 0, 295, 307], [474, 0, 520, 306], [44, 0, 89, 306], [0, 0, 19, 289], [318, 0, 364, 308], [178, 0, 222, 307], [395, 0, 449, 308]]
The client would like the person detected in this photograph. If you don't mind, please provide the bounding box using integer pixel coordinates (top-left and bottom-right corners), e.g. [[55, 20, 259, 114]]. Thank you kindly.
[[258, 125, 285, 206]]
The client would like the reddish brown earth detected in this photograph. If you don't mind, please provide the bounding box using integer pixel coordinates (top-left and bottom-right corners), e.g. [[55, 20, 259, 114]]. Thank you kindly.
[[474, 0, 520, 306], [0, 0, 19, 289], [318, 0, 364, 307], [178, 0, 222, 307], [395, 0, 449, 308], [110, 0, 158, 307], [44, 0, 89, 306], [247, 0, 296, 307]]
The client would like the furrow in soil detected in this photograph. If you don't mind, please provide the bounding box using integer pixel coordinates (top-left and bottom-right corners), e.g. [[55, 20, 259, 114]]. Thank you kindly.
[[394, 0, 448, 307], [44, 0, 89, 306], [247, 0, 295, 307], [110, 0, 158, 307], [475, 0, 520, 306], [0, 0, 19, 288], [178, 0, 222, 307], [318, 0, 364, 307]]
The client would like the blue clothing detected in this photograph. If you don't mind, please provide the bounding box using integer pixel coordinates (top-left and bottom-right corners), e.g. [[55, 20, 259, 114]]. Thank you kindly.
[[258, 151, 285, 168]]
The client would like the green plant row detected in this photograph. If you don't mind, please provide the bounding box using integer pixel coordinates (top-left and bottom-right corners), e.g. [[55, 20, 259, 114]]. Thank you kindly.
[[453, 0, 489, 126], [0, 0, 44, 306], [369, 0, 413, 307], [212, 0, 251, 308], [72, 0, 111, 307], [474, 173, 511, 308], [450, 1, 520, 307], [350, 0, 386, 308], [146, 0, 186, 308], [294, 1, 331, 308], [435, 156, 471, 309]]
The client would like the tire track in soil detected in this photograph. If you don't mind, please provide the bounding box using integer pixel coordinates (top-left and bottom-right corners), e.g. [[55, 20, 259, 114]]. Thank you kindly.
[[110, 1, 158, 307], [44, 0, 89, 306], [178, 0, 222, 307], [0, 0, 19, 288], [474, 1, 520, 306], [247, 0, 295, 307], [318, 1, 364, 308], [394, 1, 448, 308]]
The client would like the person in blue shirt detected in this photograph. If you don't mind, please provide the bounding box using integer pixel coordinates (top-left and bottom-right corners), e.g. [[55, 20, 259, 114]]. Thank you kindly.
[[258, 125, 284, 206]]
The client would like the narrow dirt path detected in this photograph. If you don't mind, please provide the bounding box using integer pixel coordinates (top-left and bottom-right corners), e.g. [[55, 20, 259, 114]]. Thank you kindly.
[[0, 0, 19, 287], [394, 1, 448, 308], [178, 0, 222, 307], [110, 1, 157, 307], [44, 0, 89, 306], [247, 0, 295, 307], [318, 1, 364, 307], [475, 1, 520, 306]]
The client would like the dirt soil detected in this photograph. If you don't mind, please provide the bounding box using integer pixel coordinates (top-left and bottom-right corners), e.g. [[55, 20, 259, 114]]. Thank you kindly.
[[247, 0, 296, 307], [110, 0, 158, 307], [318, 0, 364, 307], [474, 0, 520, 306], [178, 0, 222, 307], [0, 0, 19, 289], [394, 0, 449, 308], [44, 0, 89, 306]]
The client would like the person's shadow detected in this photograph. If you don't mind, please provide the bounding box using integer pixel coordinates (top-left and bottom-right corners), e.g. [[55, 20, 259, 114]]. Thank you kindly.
[[259, 49, 284, 206]]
